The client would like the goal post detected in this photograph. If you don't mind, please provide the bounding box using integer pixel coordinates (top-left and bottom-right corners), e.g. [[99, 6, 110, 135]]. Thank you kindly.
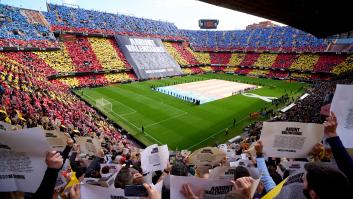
[[96, 98, 112, 112]]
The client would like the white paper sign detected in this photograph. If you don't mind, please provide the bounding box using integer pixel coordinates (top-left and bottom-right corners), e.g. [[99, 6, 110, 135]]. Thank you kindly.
[[170, 175, 234, 199], [0, 127, 51, 193], [76, 137, 102, 156], [100, 164, 122, 174], [229, 159, 250, 168], [141, 144, 169, 173], [43, 130, 67, 151], [260, 122, 324, 158], [152, 180, 163, 195], [0, 121, 13, 131], [330, 84, 353, 148], [281, 161, 307, 175], [81, 184, 140, 199], [208, 166, 237, 181]]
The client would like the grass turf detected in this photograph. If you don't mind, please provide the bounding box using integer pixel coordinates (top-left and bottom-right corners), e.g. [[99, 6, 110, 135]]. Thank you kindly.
[[75, 73, 307, 150]]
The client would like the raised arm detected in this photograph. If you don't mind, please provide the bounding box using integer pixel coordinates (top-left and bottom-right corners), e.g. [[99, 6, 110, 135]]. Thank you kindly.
[[255, 140, 276, 192], [324, 112, 353, 184]]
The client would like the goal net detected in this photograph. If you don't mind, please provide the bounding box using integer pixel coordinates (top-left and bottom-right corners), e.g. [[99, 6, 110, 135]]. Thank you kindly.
[[96, 98, 112, 112]]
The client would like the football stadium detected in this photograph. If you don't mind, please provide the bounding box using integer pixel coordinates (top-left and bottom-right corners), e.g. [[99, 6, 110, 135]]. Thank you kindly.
[[0, 0, 352, 199]]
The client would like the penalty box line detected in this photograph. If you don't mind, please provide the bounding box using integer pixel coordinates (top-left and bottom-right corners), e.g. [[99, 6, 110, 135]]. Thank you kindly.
[[83, 92, 162, 145], [108, 110, 162, 145]]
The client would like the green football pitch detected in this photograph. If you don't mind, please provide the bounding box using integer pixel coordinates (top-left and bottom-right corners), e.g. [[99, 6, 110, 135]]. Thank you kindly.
[[75, 73, 307, 150]]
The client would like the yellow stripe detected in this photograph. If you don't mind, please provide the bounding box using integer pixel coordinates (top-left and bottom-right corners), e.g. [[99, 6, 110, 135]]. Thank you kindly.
[[163, 42, 189, 65], [253, 53, 278, 67], [88, 37, 126, 70], [290, 54, 319, 71], [34, 44, 76, 73], [229, 53, 246, 66]]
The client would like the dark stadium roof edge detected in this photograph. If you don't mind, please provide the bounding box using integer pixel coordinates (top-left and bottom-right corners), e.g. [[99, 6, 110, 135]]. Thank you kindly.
[[199, 0, 353, 38]]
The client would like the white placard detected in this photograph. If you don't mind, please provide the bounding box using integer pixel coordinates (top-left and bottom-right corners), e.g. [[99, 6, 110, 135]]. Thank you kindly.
[[152, 180, 163, 195], [0, 127, 51, 193], [170, 175, 233, 199], [330, 84, 353, 148], [260, 122, 324, 158], [81, 184, 140, 199], [100, 164, 122, 174], [229, 159, 250, 168], [141, 144, 169, 173], [43, 130, 67, 151], [208, 166, 236, 181], [76, 137, 102, 156], [0, 121, 13, 131], [281, 161, 307, 175]]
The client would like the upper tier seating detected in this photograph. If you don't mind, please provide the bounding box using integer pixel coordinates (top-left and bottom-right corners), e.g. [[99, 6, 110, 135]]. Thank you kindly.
[[182, 26, 328, 52], [45, 4, 181, 38], [0, 4, 58, 48]]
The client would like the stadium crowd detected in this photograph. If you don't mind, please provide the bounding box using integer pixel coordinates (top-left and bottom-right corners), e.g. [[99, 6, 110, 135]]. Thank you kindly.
[[1, 104, 352, 199], [1, 42, 353, 197], [1, 2, 353, 199], [182, 27, 327, 52], [0, 4, 58, 48]]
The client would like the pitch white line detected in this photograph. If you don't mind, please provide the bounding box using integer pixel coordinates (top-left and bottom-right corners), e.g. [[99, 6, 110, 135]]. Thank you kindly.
[[95, 93, 137, 114], [144, 112, 188, 128], [108, 110, 162, 145], [186, 116, 249, 150], [84, 91, 163, 144]]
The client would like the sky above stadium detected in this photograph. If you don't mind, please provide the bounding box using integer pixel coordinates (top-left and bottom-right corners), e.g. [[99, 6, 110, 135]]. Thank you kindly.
[[2, 0, 283, 30]]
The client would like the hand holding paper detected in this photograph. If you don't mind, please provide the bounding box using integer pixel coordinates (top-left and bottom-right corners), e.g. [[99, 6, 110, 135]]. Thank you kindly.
[[143, 183, 161, 199], [69, 184, 81, 199], [180, 183, 203, 199], [323, 112, 338, 138], [254, 140, 263, 157], [46, 151, 63, 169], [66, 137, 74, 147], [233, 177, 255, 199]]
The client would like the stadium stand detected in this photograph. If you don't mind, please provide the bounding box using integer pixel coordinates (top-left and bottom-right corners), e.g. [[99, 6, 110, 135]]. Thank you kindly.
[[1, 3, 353, 199], [88, 37, 128, 70], [248, 69, 270, 76], [239, 53, 260, 66], [0, 4, 58, 48], [45, 3, 184, 40], [266, 70, 289, 79], [182, 26, 328, 52], [332, 54, 353, 74], [210, 52, 231, 65], [188, 48, 211, 65], [163, 42, 189, 66], [253, 53, 277, 67], [170, 42, 200, 65], [313, 54, 347, 73], [271, 53, 297, 69], [34, 43, 76, 73], [228, 53, 246, 66], [290, 54, 320, 71], [64, 36, 104, 72]]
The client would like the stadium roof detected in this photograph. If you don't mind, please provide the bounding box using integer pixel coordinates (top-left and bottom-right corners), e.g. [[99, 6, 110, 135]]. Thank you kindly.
[[199, 0, 353, 38]]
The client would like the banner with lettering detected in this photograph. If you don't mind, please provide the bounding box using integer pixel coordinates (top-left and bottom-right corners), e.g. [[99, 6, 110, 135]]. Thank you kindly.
[[260, 122, 324, 158], [81, 184, 140, 199], [115, 35, 182, 79], [170, 175, 234, 199]]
